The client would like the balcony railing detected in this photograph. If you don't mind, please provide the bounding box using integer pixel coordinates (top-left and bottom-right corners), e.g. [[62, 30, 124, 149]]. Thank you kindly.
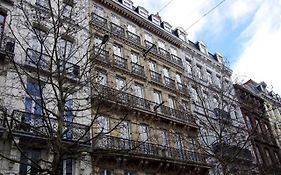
[[10, 110, 90, 144], [92, 13, 107, 28], [144, 40, 157, 53], [131, 62, 145, 77], [213, 143, 253, 161], [126, 31, 141, 44], [158, 48, 170, 58], [110, 22, 125, 37], [94, 48, 110, 64], [150, 70, 162, 84], [0, 34, 15, 56], [177, 82, 188, 95], [164, 76, 176, 89], [93, 85, 195, 124], [171, 54, 183, 67], [113, 54, 127, 69], [95, 135, 206, 164]]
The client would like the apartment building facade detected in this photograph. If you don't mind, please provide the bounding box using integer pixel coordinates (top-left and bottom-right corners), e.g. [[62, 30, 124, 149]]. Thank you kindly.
[[234, 80, 281, 174]]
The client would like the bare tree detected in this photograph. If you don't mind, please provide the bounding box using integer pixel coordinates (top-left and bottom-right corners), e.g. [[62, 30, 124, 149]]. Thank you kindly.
[[0, 0, 132, 174], [187, 62, 256, 175]]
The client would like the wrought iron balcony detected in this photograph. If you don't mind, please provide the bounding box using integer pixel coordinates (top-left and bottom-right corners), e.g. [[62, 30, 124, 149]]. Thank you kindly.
[[131, 62, 145, 77], [144, 40, 157, 53], [177, 82, 188, 95], [171, 54, 183, 67], [150, 70, 162, 84], [94, 48, 110, 64], [10, 110, 90, 144], [164, 76, 176, 90], [158, 48, 170, 58], [0, 34, 15, 57], [92, 13, 108, 28], [126, 31, 141, 44], [93, 85, 195, 125], [113, 54, 127, 69], [95, 135, 207, 164], [110, 22, 125, 37], [213, 143, 253, 161]]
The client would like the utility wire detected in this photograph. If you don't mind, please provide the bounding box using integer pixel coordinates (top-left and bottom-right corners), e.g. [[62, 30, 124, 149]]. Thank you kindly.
[[185, 0, 228, 31], [157, 0, 176, 14]]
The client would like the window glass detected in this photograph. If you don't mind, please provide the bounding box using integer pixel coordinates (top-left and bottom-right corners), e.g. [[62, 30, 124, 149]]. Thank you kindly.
[[96, 71, 107, 85], [139, 124, 149, 142], [168, 96, 176, 109], [111, 14, 120, 25], [149, 61, 157, 72], [97, 115, 109, 134], [0, 14, 5, 34], [159, 129, 169, 146], [113, 44, 123, 57], [116, 76, 126, 90], [133, 83, 144, 98], [131, 51, 139, 64], [127, 24, 136, 34], [94, 5, 105, 17], [153, 90, 162, 104]]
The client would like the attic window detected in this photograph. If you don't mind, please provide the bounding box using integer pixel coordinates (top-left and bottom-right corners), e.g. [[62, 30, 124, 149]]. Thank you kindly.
[[151, 15, 160, 25], [138, 7, 148, 18], [123, 0, 133, 9], [163, 23, 172, 33], [199, 43, 207, 54], [178, 30, 186, 41]]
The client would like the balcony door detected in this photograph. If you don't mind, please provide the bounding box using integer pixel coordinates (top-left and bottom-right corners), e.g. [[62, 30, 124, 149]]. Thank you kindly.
[[168, 96, 176, 110], [163, 67, 170, 78], [111, 14, 120, 25], [97, 115, 109, 148], [139, 124, 150, 153], [149, 61, 157, 72], [175, 134, 185, 159], [120, 121, 130, 149], [128, 24, 136, 34], [175, 73, 182, 84], [131, 51, 139, 64]]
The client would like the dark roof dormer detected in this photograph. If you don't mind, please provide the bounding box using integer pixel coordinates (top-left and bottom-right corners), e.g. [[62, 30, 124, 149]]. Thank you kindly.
[[175, 27, 187, 42], [214, 52, 224, 63], [161, 21, 172, 33], [197, 41, 208, 55], [148, 14, 161, 26], [119, 0, 133, 9], [135, 6, 149, 18]]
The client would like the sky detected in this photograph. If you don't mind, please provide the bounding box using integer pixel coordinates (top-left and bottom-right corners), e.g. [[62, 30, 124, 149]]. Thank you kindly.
[[132, 0, 281, 94]]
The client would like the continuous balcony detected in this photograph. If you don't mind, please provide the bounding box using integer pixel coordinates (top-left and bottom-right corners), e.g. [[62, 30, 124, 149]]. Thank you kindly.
[[110, 22, 125, 37], [94, 135, 207, 165], [93, 85, 195, 125], [93, 48, 110, 65], [164, 76, 176, 90], [131, 62, 145, 77], [126, 31, 141, 44], [0, 34, 15, 58], [113, 54, 127, 69], [8, 110, 90, 144], [150, 70, 162, 84], [92, 13, 108, 28]]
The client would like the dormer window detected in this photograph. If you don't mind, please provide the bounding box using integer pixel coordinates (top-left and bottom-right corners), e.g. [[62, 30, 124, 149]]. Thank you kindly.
[[198, 41, 208, 54], [123, 0, 133, 9], [175, 28, 187, 42], [150, 15, 161, 26], [137, 7, 148, 18], [162, 22, 172, 33], [215, 52, 224, 63]]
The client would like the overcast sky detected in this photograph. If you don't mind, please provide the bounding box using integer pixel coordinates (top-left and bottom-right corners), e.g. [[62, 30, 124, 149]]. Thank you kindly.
[[132, 0, 281, 94]]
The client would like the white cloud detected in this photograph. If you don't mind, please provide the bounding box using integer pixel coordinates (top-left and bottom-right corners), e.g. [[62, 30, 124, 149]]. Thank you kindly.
[[233, 0, 281, 94]]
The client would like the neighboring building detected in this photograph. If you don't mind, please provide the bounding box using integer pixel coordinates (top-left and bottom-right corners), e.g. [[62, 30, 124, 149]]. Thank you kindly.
[[234, 80, 281, 174], [90, 0, 210, 174]]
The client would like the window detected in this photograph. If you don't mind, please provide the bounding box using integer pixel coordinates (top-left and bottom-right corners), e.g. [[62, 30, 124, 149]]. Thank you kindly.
[[195, 65, 202, 79], [123, 0, 133, 9], [19, 150, 41, 175], [138, 8, 148, 18], [187, 138, 197, 161], [170, 47, 177, 56], [175, 133, 185, 159], [216, 75, 221, 88], [245, 116, 252, 130], [64, 97, 73, 139], [59, 159, 75, 175], [113, 44, 123, 57], [151, 15, 160, 25], [116, 76, 126, 91], [25, 81, 42, 125], [163, 23, 172, 32], [100, 170, 112, 175], [124, 172, 135, 175], [111, 14, 120, 25], [36, 0, 49, 9], [159, 129, 169, 146], [175, 73, 182, 84], [265, 149, 272, 165], [0, 13, 5, 34], [96, 71, 107, 85], [255, 146, 263, 164], [139, 124, 149, 142], [212, 96, 219, 109], [206, 70, 212, 84], [58, 39, 74, 62], [181, 100, 189, 111], [149, 61, 157, 72], [178, 30, 186, 41], [162, 67, 170, 78], [127, 24, 136, 34], [96, 115, 109, 134], [190, 87, 198, 103], [158, 40, 165, 49], [133, 83, 144, 98], [120, 121, 130, 139], [62, 4, 73, 18], [198, 42, 207, 54], [185, 59, 192, 74], [94, 5, 105, 17], [168, 96, 176, 109], [130, 51, 139, 64], [153, 90, 162, 104], [144, 33, 153, 43]]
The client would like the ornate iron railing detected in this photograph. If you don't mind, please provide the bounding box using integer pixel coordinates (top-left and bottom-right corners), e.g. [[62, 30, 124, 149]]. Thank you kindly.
[[10, 110, 90, 144], [164, 76, 176, 89], [110, 22, 125, 37], [131, 62, 145, 77], [113, 54, 127, 69], [93, 85, 194, 124], [150, 70, 162, 84], [95, 135, 207, 164], [158, 48, 170, 58], [126, 31, 141, 44], [92, 13, 108, 28], [144, 40, 157, 53]]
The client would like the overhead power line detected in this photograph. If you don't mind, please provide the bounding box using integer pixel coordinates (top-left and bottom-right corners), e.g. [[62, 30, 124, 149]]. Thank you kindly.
[[157, 0, 176, 14], [185, 0, 228, 31]]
